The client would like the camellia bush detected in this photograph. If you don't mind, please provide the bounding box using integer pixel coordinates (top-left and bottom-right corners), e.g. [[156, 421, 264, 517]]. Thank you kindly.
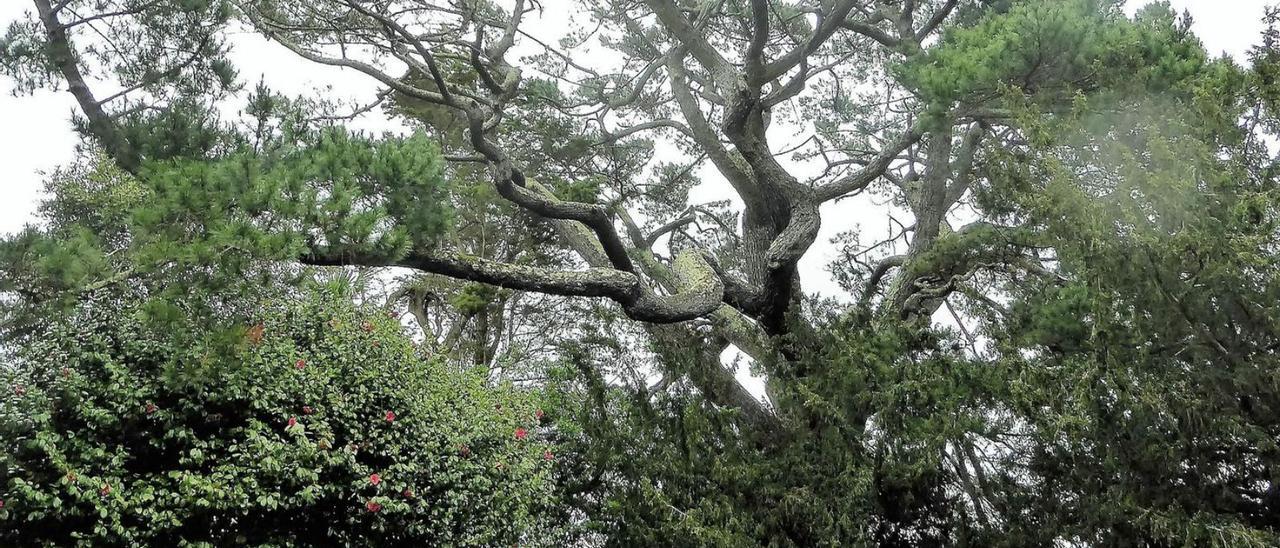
[[0, 286, 560, 546]]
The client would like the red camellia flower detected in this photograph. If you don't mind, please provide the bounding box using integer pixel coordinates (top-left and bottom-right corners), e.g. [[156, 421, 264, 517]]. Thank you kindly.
[[514, 427, 528, 440], [302, 405, 314, 415], [287, 416, 298, 428], [294, 359, 306, 370], [402, 489, 413, 498], [544, 450, 554, 461], [13, 384, 25, 396], [369, 473, 381, 486], [384, 411, 396, 422], [145, 403, 157, 415], [366, 500, 382, 513]]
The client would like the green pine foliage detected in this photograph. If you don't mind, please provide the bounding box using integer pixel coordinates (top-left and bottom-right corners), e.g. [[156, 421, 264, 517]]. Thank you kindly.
[[0, 124, 453, 350], [129, 127, 452, 272]]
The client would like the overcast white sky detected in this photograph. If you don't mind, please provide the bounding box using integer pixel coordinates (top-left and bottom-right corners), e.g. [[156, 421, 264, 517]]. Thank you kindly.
[[0, 0, 1271, 252]]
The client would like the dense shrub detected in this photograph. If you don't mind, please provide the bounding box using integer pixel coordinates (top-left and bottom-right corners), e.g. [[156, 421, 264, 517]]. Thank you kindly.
[[0, 288, 559, 546]]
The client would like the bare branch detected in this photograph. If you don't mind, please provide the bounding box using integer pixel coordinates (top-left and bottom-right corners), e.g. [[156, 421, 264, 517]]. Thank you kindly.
[[916, 0, 959, 41], [645, 209, 698, 248], [33, 0, 138, 172], [301, 246, 723, 324], [644, 0, 736, 87], [761, 0, 859, 81], [816, 124, 925, 202], [860, 254, 906, 307]]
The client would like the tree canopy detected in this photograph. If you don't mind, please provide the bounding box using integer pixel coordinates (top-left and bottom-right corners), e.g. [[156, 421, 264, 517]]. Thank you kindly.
[[3, 0, 1280, 545]]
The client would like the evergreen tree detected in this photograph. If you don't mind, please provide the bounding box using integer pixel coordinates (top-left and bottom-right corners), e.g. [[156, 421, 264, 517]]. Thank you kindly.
[[2, 0, 1279, 545]]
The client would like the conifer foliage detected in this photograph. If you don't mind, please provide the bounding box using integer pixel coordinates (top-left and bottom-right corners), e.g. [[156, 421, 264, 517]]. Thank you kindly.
[[3, 0, 1280, 545]]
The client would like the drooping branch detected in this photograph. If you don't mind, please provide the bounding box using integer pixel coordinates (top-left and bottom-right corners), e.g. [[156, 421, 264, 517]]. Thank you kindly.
[[860, 254, 906, 308], [303, 247, 635, 300], [300, 246, 723, 324]]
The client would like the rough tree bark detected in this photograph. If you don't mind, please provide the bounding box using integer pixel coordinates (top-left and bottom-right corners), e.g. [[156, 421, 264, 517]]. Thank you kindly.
[[31, 0, 1054, 443]]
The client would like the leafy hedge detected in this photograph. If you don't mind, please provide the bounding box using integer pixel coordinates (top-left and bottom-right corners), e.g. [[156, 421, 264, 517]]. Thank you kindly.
[[0, 288, 559, 546]]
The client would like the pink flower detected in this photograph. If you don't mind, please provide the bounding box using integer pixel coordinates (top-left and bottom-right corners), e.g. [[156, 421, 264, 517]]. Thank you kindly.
[[294, 359, 306, 370], [544, 450, 554, 461], [514, 427, 528, 441], [13, 384, 25, 396], [287, 416, 298, 428], [302, 405, 314, 415], [99, 483, 111, 497], [384, 411, 396, 422], [0, 499, 6, 508], [402, 489, 414, 499], [145, 403, 157, 415], [362, 321, 375, 333], [366, 500, 382, 513], [535, 409, 545, 421], [369, 473, 381, 486]]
